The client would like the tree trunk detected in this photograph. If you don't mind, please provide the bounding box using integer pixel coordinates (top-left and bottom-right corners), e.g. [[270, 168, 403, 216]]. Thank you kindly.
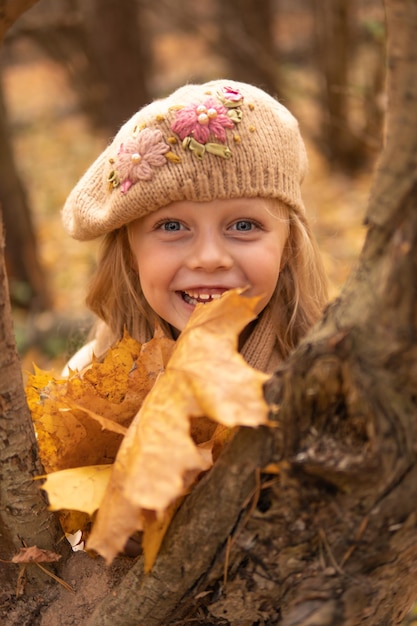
[[0, 0, 64, 596], [79, 0, 152, 132], [0, 72, 52, 311], [0, 213, 63, 593], [0, 0, 38, 40], [313, 0, 369, 172], [215, 0, 281, 98], [12, 0, 152, 135]]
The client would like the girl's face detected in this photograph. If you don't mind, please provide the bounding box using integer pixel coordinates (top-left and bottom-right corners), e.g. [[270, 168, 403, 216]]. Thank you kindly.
[[129, 198, 288, 336]]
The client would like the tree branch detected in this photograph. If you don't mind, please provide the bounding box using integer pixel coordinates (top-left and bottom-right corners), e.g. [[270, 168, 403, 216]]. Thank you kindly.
[[367, 0, 417, 226], [0, 214, 64, 592]]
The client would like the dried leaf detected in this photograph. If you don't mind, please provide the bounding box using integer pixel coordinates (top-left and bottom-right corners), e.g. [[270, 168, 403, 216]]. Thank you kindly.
[[61, 402, 128, 436], [87, 289, 270, 563], [40, 465, 112, 516], [142, 500, 183, 573], [11, 546, 62, 564], [173, 289, 270, 428], [59, 511, 91, 538], [26, 329, 174, 473]]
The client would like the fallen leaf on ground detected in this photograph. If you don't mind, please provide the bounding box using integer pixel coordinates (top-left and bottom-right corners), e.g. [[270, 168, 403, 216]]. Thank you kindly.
[[11, 546, 62, 564]]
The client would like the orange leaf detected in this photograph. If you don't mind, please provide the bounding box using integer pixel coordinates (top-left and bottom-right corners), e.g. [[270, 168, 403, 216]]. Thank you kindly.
[[142, 499, 183, 573], [26, 329, 175, 472]]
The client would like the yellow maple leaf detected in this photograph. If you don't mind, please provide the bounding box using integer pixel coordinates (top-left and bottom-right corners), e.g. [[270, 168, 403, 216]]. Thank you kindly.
[[87, 289, 270, 564], [26, 328, 174, 473], [39, 465, 112, 516]]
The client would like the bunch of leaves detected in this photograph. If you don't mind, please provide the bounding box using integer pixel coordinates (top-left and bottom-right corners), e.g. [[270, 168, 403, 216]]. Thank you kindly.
[[26, 289, 270, 567]]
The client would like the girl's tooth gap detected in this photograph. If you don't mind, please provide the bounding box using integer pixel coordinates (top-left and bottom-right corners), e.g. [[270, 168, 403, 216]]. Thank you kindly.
[[181, 291, 223, 305]]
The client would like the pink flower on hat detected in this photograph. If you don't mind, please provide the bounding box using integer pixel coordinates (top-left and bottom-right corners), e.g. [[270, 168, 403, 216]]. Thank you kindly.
[[116, 128, 169, 193], [171, 97, 234, 144], [220, 85, 244, 104]]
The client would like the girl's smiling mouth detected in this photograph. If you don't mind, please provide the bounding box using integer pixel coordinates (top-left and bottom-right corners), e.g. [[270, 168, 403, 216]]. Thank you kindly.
[[179, 289, 228, 306]]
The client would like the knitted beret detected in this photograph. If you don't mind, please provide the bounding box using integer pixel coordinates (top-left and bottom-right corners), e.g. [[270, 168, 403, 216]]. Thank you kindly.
[[62, 79, 308, 241]]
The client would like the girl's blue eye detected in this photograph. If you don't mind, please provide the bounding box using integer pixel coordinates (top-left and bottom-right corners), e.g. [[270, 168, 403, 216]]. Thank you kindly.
[[160, 220, 181, 231], [233, 220, 254, 231]]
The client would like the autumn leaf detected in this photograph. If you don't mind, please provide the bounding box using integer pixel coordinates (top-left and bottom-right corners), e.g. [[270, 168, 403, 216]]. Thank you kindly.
[[142, 500, 183, 573], [87, 289, 270, 564], [6, 547, 75, 594], [61, 403, 128, 436], [59, 510, 92, 538], [39, 465, 112, 516], [26, 327, 174, 473], [11, 546, 62, 564], [29, 290, 270, 569]]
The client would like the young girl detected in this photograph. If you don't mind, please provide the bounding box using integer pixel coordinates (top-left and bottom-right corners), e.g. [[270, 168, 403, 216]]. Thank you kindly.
[[62, 79, 328, 374]]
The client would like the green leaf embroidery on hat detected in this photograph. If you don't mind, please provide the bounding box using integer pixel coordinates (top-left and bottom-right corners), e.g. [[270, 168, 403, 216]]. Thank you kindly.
[[180, 137, 232, 160], [108, 170, 120, 190], [227, 108, 243, 124], [205, 143, 232, 159], [182, 137, 206, 159]]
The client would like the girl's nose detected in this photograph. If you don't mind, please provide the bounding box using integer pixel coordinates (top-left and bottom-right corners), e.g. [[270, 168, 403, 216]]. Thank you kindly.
[[186, 232, 233, 271]]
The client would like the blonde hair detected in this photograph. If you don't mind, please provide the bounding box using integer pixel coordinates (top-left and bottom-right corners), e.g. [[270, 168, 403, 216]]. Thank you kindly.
[[270, 206, 328, 356], [85, 199, 328, 360]]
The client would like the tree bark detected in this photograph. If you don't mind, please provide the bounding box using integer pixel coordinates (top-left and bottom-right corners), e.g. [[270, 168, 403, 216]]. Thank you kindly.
[[0, 72, 52, 311], [215, 0, 281, 98], [87, 427, 274, 626], [0, 0, 64, 595], [313, 0, 369, 171], [0, 214, 64, 593]]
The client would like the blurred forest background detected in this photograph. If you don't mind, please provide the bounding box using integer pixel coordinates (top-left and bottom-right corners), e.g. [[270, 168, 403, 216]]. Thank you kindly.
[[0, 0, 386, 373]]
